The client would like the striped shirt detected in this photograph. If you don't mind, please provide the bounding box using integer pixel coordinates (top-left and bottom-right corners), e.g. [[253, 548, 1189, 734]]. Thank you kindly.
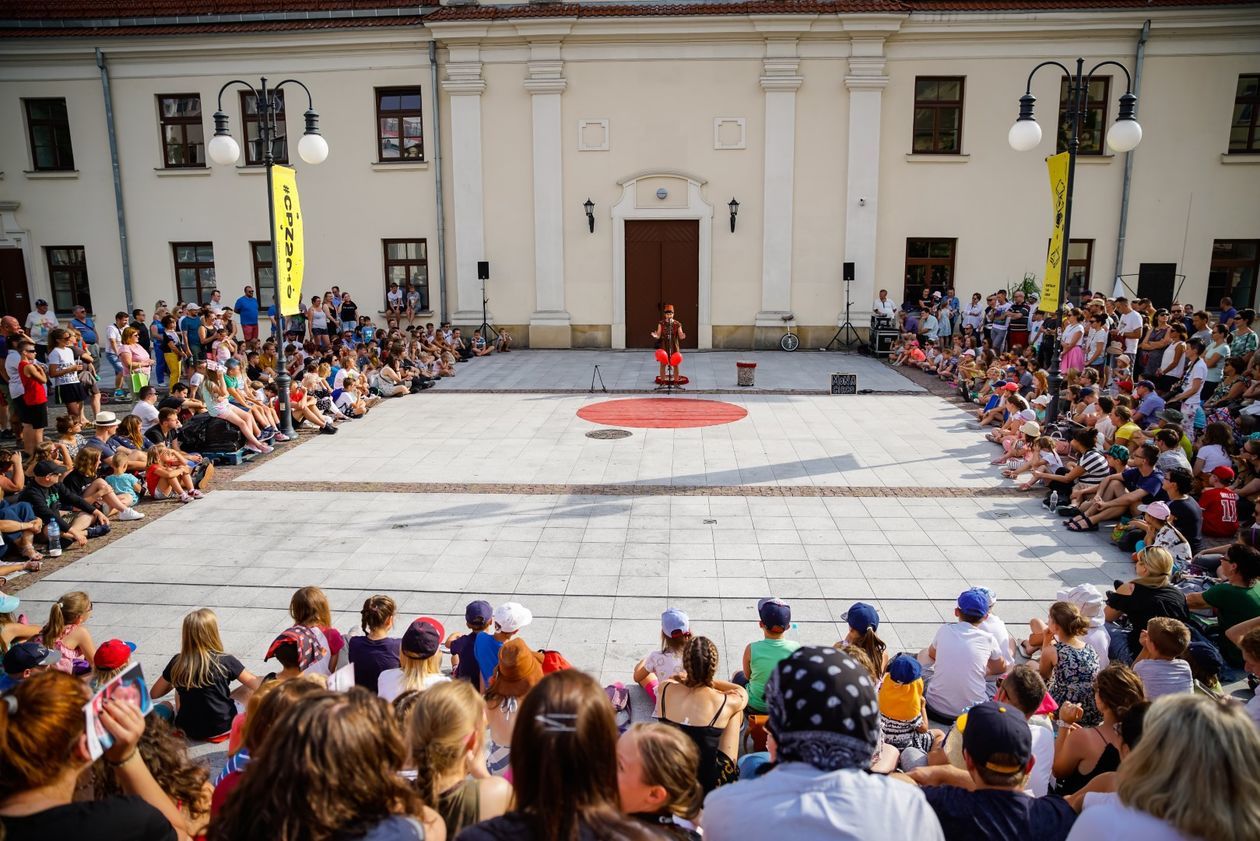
[[1077, 449, 1111, 484]]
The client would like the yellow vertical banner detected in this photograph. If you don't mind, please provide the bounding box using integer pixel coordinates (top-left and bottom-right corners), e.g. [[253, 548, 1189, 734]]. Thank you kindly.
[[1040, 152, 1070, 313], [271, 164, 305, 316]]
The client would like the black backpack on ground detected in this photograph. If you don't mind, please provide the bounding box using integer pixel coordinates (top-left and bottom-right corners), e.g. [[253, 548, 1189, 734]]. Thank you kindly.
[[177, 412, 245, 453]]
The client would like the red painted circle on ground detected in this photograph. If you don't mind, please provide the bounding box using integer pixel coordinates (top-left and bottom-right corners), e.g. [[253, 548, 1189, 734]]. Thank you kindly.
[[577, 397, 748, 429]]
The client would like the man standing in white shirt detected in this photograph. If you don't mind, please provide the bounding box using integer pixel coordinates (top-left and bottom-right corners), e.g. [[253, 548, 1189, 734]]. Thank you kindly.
[[23, 299, 59, 361], [926, 589, 1008, 723], [1116, 297, 1143, 357]]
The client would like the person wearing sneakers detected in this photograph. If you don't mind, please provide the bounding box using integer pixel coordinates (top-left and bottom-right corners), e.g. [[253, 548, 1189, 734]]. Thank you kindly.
[[18, 460, 110, 550], [919, 701, 1077, 841], [733, 598, 799, 716], [926, 590, 1008, 725]]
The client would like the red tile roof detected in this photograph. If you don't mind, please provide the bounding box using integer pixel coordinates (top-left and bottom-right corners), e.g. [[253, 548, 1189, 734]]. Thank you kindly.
[[1, 1, 424, 19], [0, 17, 424, 38]]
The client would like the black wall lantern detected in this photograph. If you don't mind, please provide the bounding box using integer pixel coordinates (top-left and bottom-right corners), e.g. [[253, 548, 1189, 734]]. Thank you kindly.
[[584, 198, 595, 233], [728, 198, 739, 233]]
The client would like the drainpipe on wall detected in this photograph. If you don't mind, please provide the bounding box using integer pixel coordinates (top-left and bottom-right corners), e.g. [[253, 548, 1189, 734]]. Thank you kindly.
[[429, 39, 449, 324], [96, 48, 134, 311], [1113, 19, 1150, 296]]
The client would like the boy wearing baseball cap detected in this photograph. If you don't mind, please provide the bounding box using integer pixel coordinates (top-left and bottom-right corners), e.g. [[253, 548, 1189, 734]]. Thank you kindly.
[[449, 599, 494, 688], [736, 597, 799, 715], [925, 590, 1007, 725], [0, 640, 61, 692], [1200, 465, 1239, 538], [919, 701, 1077, 841]]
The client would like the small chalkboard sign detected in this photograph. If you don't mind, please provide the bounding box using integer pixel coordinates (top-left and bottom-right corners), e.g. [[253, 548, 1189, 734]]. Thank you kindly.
[[831, 373, 858, 395]]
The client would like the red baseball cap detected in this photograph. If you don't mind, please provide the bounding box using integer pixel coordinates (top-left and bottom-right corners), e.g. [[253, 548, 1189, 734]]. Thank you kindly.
[[93, 639, 136, 671], [1211, 465, 1236, 482]]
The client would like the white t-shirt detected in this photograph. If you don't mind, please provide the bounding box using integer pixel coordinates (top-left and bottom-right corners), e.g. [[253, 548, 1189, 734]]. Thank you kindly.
[[1195, 443, 1231, 473], [926, 622, 1004, 718], [1086, 328, 1109, 363], [1180, 359, 1208, 410], [1083, 624, 1111, 670], [47, 345, 79, 387], [1247, 691, 1260, 729], [5, 350, 24, 398], [978, 613, 1013, 661], [1027, 720, 1055, 797], [874, 299, 896, 319], [106, 323, 124, 353], [376, 669, 450, 703], [25, 310, 59, 344], [387, 289, 404, 308], [208, 298, 224, 313], [1118, 310, 1143, 355], [131, 399, 161, 434], [1067, 793, 1197, 841], [643, 649, 685, 681]]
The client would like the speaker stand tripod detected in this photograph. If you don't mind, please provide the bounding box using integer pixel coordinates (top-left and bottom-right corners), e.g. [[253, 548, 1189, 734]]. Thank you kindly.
[[478, 275, 499, 341], [589, 364, 607, 393], [826, 277, 865, 351]]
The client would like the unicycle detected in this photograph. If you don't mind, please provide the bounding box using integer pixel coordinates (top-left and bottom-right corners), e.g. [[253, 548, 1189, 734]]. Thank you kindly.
[[779, 313, 800, 352]]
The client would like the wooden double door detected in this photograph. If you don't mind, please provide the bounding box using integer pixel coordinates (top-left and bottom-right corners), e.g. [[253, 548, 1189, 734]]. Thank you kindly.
[[0, 250, 30, 322], [625, 220, 698, 349]]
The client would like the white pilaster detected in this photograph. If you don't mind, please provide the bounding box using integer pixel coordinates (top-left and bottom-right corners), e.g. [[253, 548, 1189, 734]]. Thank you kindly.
[[442, 52, 488, 325], [755, 40, 802, 327], [524, 51, 571, 347], [842, 34, 892, 323]]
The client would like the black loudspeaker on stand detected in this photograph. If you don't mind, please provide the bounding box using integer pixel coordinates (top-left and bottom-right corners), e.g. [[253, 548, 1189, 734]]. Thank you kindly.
[[826, 261, 865, 351], [476, 261, 499, 341]]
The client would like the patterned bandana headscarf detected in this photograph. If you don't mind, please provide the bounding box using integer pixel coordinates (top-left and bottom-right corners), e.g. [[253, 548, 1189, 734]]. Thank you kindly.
[[765, 646, 879, 772]]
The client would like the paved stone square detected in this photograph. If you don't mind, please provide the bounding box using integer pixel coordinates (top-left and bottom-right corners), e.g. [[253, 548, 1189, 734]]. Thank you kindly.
[[14, 350, 1125, 689]]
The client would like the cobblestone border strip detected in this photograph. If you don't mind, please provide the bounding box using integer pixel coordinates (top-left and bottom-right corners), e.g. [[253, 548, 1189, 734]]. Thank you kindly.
[[231, 480, 1023, 498], [423, 387, 927, 397]]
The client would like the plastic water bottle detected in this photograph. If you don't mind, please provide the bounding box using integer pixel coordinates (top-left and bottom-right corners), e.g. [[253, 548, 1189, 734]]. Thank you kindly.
[[46, 519, 62, 558], [1049, 490, 1059, 513], [786, 623, 799, 643]]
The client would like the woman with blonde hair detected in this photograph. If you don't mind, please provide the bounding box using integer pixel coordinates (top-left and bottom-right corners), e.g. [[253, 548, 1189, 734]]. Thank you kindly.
[[378, 618, 448, 702], [204, 364, 272, 455], [37, 590, 95, 674], [287, 585, 343, 676], [617, 722, 703, 840], [1067, 694, 1260, 841], [150, 608, 262, 741], [408, 679, 513, 836], [119, 326, 154, 394]]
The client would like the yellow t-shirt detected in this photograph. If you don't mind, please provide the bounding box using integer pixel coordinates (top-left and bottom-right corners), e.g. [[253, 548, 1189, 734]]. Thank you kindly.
[[878, 676, 924, 722], [1114, 422, 1141, 444]]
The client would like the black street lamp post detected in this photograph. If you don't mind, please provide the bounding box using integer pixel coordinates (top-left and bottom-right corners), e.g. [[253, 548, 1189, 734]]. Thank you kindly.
[[1009, 58, 1142, 425], [206, 76, 328, 438]]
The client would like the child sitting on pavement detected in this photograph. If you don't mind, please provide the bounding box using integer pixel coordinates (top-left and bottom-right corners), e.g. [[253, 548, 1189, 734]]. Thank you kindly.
[[448, 599, 494, 689], [925, 589, 1008, 725], [840, 601, 888, 677], [879, 652, 942, 755], [103, 451, 143, 510], [1133, 616, 1193, 700], [633, 608, 690, 702], [734, 597, 799, 716]]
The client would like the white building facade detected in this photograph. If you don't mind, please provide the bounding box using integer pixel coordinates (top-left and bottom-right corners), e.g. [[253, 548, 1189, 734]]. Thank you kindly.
[[1, 0, 1258, 349]]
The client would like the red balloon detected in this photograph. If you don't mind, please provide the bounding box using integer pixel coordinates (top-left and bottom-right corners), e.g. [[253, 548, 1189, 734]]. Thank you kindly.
[[670, 352, 683, 367], [655, 348, 669, 364]]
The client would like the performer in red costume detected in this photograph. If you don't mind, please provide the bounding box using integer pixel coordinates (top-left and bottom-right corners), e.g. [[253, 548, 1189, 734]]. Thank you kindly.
[[652, 304, 687, 385]]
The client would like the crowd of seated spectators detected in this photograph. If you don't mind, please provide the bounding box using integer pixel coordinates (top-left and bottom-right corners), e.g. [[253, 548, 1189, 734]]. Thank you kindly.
[[2, 581, 1259, 840], [0, 287, 505, 595]]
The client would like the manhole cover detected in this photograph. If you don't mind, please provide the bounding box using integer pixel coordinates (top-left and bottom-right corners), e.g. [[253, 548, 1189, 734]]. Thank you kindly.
[[586, 429, 632, 440]]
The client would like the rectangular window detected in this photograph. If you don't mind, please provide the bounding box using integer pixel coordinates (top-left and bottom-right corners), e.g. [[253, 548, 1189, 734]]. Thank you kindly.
[[1208, 240, 1260, 309], [157, 94, 205, 168], [383, 239, 429, 310], [1229, 74, 1260, 154], [375, 88, 424, 162], [903, 238, 956, 299], [911, 77, 964, 154], [24, 98, 75, 171], [1067, 239, 1094, 303], [172, 242, 216, 304], [45, 247, 91, 313], [250, 241, 277, 308], [1057, 76, 1110, 156], [241, 90, 287, 166]]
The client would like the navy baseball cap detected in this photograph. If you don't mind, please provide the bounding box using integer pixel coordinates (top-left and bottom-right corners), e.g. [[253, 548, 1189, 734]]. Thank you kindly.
[[887, 652, 922, 684], [841, 602, 880, 634], [957, 588, 990, 620], [465, 599, 493, 625], [757, 597, 791, 631], [1080, 386, 1096, 396], [3, 641, 61, 674], [960, 701, 1032, 774], [1136, 379, 1156, 391]]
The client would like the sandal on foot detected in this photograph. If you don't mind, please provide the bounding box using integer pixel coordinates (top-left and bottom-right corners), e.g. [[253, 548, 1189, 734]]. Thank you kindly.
[[1056, 505, 1082, 518], [22, 558, 42, 570], [1065, 516, 1099, 532]]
